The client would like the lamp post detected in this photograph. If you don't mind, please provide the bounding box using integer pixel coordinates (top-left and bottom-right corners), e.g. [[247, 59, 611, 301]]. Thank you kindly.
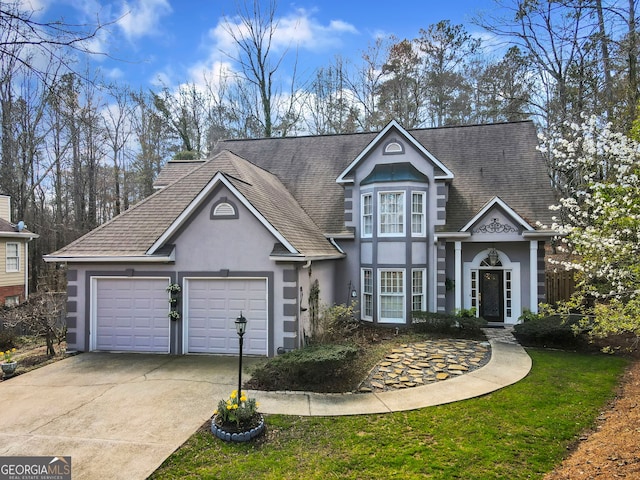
[[235, 312, 247, 397]]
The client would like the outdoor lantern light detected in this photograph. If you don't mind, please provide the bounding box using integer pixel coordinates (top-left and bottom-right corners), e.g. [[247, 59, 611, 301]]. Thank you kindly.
[[235, 312, 247, 336], [488, 248, 500, 266], [235, 312, 247, 398], [348, 281, 357, 298]]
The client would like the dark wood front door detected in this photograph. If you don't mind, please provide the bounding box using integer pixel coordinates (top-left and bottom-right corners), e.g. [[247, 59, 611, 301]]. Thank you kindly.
[[479, 270, 504, 322]]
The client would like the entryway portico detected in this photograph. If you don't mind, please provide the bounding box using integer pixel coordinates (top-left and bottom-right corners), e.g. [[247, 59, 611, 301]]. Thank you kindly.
[[440, 197, 555, 325]]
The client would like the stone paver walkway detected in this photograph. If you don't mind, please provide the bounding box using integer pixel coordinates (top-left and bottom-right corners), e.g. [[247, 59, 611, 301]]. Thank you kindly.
[[482, 325, 518, 344], [358, 338, 491, 392], [357, 326, 519, 393]]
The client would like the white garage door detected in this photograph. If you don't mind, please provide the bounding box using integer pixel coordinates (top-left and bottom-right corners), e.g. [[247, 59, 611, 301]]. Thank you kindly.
[[93, 277, 170, 352], [186, 278, 268, 355]]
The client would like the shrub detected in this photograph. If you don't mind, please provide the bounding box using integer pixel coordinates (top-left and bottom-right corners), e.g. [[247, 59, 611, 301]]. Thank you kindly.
[[519, 309, 544, 322], [411, 311, 457, 333], [310, 302, 360, 345], [411, 311, 487, 336], [0, 327, 16, 351], [248, 344, 358, 391], [513, 315, 588, 349]]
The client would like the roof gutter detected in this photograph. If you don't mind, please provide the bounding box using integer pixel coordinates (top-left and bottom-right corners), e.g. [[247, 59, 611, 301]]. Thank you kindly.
[[522, 230, 562, 239], [0, 232, 39, 239], [43, 252, 175, 264], [269, 253, 346, 262]]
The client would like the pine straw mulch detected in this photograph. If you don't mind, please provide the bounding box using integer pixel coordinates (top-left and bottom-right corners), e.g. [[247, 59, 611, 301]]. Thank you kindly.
[[544, 358, 640, 479]]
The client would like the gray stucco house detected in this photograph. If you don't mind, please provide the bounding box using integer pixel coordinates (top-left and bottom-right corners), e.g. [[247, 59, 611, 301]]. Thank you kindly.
[[44, 120, 557, 356]]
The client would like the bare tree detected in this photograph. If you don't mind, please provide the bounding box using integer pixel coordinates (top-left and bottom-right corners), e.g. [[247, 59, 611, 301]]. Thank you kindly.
[[103, 85, 134, 215], [346, 37, 389, 131], [475, 0, 589, 129], [1, 292, 66, 356], [0, 0, 109, 85], [305, 57, 359, 134], [221, 0, 302, 137]]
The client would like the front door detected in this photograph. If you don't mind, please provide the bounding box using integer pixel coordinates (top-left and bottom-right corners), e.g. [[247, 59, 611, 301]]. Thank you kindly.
[[479, 270, 504, 323]]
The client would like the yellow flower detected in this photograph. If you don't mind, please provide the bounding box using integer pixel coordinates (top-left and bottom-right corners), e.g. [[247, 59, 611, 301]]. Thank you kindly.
[[240, 395, 247, 403], [230, 390, 238, 399]]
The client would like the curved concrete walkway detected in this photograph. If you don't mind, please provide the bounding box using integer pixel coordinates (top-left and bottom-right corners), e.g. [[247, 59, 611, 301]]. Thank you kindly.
[[251, 331, 531, 416]]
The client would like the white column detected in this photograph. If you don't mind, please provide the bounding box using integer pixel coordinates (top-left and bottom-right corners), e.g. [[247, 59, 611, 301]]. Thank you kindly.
[[455, 241, 462, 311], [530, 240, 538, 313]]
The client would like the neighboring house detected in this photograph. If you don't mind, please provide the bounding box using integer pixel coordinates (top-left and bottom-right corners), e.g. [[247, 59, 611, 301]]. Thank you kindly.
[[0, 195, 39, 306], [44, 120, 558, 356]]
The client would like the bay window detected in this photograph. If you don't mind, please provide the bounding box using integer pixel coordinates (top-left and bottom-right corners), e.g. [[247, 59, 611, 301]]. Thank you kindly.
[[361, 193, 372, 237], [411, 192, 425, 236], [379, 192, 404, 236], [361, 268, 373, 320], [379, 269, 405, 323]]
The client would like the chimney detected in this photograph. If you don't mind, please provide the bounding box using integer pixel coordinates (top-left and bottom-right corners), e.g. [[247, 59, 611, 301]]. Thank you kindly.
[[0, 195, 10, 222]]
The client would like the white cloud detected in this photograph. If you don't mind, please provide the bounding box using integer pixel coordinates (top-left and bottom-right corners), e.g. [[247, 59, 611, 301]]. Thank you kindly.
[[206, 7, 359, 64], [117, 0, 172, 40]]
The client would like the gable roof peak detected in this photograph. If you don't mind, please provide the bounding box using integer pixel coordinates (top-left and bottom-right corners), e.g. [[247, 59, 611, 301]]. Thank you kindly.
[[336, 119, 454, 184]]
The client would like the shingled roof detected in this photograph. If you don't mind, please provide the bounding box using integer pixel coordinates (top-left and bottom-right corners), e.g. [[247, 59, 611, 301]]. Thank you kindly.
[[47, 150, 340, 259], [213, 120, 556, 232], [48, 120, 556, 260], [0, 218, 38, 238]]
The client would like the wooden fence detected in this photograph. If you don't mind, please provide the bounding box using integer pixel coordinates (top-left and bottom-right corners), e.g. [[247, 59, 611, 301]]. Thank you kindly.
[[545, 270, 576, 304]]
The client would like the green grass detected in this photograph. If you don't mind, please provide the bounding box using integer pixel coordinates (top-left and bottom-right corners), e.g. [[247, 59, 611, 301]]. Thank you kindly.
[[150, 349, 629, 479]]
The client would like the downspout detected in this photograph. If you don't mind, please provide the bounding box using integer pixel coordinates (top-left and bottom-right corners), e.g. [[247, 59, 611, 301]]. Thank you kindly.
[[298, 260, 312, 348], [24, 239, 31, 301]]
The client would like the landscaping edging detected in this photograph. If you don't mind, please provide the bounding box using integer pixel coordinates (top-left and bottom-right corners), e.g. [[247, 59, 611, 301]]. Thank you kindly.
[[211, 414, 265, 442]]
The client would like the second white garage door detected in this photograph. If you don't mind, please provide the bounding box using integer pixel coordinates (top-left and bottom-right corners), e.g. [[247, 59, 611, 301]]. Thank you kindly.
[[185, 278, 268, 355]]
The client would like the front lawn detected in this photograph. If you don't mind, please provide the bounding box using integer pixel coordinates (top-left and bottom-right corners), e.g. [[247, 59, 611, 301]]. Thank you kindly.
[[150, 349, 628, 479]]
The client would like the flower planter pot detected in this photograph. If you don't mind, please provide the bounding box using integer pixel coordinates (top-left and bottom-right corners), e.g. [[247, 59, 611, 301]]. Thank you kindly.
[[211, 414, 265, 442], [1, 361, 17, 378]]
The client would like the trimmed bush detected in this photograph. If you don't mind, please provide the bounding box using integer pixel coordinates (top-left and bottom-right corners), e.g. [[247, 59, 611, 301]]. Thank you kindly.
[[513, 315, 589, 349], [248, 344, 359, 391], [411, 311, 487, 336]]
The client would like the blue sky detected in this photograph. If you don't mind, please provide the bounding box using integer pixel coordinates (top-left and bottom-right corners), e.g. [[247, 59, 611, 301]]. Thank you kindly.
[[32, 0, 500, 90]]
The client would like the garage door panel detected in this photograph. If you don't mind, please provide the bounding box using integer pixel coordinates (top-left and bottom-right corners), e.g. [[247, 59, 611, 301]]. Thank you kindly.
[[94, 278, 170, 353], [186, 278, 267, 355]]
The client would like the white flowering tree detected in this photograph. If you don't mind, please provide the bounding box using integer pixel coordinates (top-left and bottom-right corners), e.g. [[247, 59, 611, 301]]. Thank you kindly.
[[539, 116, 640, 342]]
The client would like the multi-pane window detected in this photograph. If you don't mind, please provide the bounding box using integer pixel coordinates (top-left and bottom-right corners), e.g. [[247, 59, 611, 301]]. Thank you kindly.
[[6, 243, 19, 272], [379, 192, 404, 235], [361, 193, 373, 237], [411, 192, 425, 236], [412, 269, 426, 311], [362, 268, 373, 320], [379, 270, 404, 321]]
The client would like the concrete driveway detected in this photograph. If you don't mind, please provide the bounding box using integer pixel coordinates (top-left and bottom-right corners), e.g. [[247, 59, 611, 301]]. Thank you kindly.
[[0, 353, 258, 480]]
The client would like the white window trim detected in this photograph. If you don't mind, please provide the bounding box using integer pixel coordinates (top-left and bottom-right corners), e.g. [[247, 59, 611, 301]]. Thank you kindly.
[[411, 268, 427, 312], [378, 191, 405, 237], [361, 268, 373, 321], [6, 242, 19, 273], [377, 268, 405, 324], [361, 193, 373, 238], [411, 191, 426, 237]]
